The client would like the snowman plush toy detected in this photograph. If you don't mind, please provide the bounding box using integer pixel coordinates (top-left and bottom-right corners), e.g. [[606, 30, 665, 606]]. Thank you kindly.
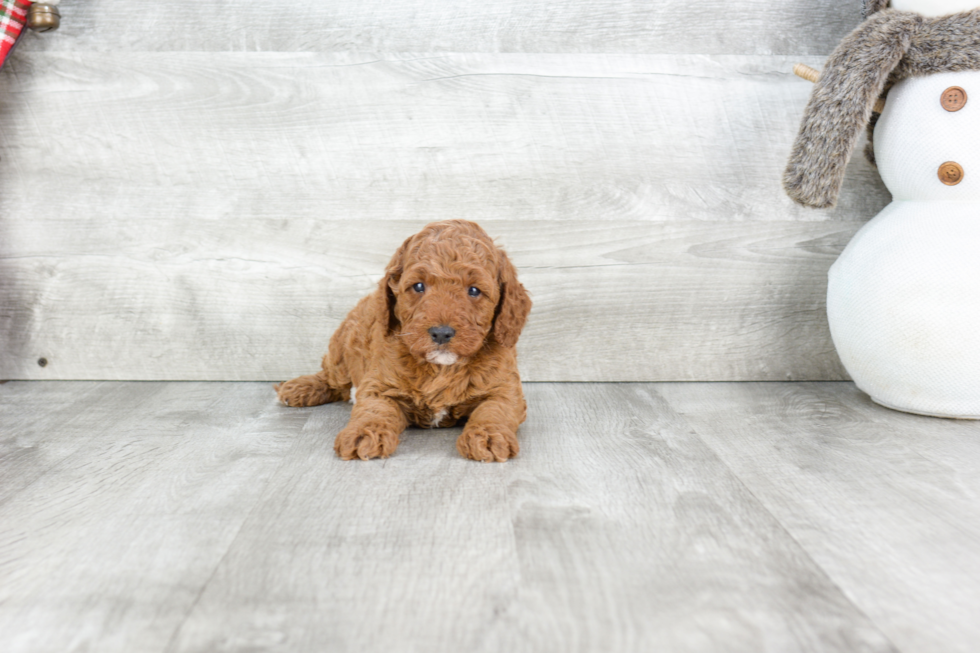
[[785, 0, 980, 418]]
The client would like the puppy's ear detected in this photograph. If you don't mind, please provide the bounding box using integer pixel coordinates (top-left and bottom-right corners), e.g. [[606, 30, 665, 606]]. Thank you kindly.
[[379, 237, 411, 336], [491, 249, 531, 348]]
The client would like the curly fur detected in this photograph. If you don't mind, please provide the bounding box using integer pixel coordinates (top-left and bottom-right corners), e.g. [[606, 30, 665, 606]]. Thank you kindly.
[[276, 220, 532, 462], [784, 6, 980, 208]]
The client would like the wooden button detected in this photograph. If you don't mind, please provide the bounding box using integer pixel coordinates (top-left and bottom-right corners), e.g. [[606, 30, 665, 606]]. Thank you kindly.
[[938, 161, 964, 186], [941, 86, 967, 112]]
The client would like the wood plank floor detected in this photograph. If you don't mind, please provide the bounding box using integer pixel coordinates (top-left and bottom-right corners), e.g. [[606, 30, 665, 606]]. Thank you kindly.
[[1, 381, 978, 653]]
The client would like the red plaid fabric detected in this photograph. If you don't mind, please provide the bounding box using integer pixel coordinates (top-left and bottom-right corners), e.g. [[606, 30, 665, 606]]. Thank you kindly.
[[0, 0, 32, 69]]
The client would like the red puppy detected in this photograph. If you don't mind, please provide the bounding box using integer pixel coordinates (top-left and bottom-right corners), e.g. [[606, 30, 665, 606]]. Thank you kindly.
[[276, 220, 532, 462]]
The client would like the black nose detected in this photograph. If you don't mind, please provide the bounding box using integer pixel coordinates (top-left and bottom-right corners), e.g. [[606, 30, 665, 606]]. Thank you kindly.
[[428, 325, 455, 345]]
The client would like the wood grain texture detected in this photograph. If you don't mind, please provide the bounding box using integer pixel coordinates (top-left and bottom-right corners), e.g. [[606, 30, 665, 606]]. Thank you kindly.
[[0, 50, 887, 382], [0, 382, 306, 653], [19, 0, 864, 55], [0, 220, 855, 382], [0, 53, 888, 225], [0, 381, 151, 506], [1, 381, 893, 653], [658, 382, 980, 653]]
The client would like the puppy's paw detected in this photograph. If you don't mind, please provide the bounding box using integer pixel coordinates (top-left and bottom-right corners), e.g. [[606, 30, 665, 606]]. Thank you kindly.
[[457, 426, 519, 462], [335, 421, 401, 460], [275, 374, 342, 407]]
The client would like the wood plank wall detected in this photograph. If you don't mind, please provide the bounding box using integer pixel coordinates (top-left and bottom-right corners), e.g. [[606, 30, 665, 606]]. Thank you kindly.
[[0, 0, 888, 381]]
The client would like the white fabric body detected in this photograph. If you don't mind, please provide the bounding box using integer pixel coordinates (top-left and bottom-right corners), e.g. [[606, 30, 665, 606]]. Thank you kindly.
[[889, 0, 979, 16], [875, 71, 980, 200], [827, 71, 980, 418]]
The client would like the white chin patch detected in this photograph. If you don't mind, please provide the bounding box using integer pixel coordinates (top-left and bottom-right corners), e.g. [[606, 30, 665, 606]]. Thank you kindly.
[[426, 351, 459, 366], [431, 409, 449, 428], [349, 386, 356, 405]]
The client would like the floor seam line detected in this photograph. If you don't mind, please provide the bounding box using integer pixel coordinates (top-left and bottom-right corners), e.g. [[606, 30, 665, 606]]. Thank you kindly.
[[644, 382, 906, 653]]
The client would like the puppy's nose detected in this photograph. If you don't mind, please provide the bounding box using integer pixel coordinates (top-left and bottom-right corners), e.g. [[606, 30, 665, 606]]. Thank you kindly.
[[428, 325, 455, 345]]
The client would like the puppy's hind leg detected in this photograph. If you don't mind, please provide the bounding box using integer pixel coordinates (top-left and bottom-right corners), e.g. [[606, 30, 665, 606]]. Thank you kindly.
[[275, 368, 348, 407], [278, 320, 356, 407]]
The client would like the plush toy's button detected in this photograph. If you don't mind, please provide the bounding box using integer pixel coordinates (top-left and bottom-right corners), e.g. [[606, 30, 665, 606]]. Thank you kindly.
[[941, 87, 967, 112], [938, 162, 964, 186]]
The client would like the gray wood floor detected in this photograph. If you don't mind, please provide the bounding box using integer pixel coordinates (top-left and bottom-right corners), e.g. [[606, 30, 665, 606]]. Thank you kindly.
[[2, 381, 978, 653]]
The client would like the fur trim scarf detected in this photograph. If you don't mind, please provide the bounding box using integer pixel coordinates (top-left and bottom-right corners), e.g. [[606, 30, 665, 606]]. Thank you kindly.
[[784, 7, 980, 208], [864, 0, 892, 18]]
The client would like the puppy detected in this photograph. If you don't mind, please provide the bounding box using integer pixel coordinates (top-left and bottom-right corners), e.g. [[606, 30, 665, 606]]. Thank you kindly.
[[276, 220, 532, 462]]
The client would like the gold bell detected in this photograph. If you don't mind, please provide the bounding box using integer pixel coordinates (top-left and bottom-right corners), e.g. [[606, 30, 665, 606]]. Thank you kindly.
[[27, 3, 61, 33]]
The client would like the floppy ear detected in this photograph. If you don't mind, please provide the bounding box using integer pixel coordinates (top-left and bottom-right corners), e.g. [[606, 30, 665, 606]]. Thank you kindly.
[[783, 9, 919, 208], [379, 237, 411, 336], [491, 249, 532, 348]]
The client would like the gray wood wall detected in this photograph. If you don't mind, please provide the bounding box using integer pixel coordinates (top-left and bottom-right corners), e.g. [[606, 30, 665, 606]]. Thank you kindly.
[[0, 0, 889, 382]]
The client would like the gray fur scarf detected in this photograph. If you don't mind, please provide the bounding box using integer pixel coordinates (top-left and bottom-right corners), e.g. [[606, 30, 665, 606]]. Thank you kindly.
[[784, 4, 980, 208]]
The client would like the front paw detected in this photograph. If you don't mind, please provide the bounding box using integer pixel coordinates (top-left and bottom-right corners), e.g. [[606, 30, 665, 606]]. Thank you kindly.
[[457, 427, 519, 462], [335, 421, 401, 460]]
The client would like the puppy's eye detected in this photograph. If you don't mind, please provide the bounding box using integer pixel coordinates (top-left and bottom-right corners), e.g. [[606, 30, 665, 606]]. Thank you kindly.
[[467, 286, 481, 298], [413, 282, 425, 293]]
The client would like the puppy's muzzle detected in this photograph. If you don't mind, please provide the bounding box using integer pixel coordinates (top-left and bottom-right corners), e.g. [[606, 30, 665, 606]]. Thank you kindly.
[[428, 325, 455, 345]]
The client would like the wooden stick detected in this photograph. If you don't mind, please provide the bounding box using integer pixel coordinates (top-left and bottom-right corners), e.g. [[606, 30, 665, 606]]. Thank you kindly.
[[793, 63, 821, 84], [793, 63, 886, 113]]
